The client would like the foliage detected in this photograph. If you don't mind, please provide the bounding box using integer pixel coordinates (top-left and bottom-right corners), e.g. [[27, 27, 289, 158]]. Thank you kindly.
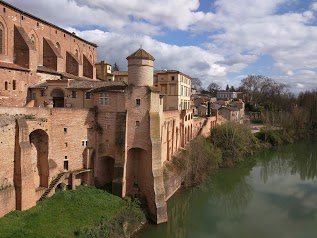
[[191, 78, 202, 92], [239, 75, 293, 111], [76, 197, 146, 238], [254, 130, 283, 146], [0, 186, 144, 238], [173, 136, 222, 187], [207, 82, 221, 96], [210, 122, 260, 164], [112, 62, 119, 71]]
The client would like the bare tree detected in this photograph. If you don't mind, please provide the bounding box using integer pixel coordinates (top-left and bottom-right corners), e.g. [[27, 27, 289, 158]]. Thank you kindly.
[[207, 82, 221, 97]]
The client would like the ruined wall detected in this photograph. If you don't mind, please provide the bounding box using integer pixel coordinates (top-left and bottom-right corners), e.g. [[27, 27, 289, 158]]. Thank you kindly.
[[0, 116, 17, 215], [0, 107, 94, 217], [92, 91, 126, 191], [0, 68, 43, 107]]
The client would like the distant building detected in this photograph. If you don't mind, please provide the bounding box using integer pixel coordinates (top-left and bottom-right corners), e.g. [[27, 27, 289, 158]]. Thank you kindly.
[[95, 61, 113, 81], [111, 69, 192, 111], [154, 70, 192, 110], [217, 91, 238, 100]]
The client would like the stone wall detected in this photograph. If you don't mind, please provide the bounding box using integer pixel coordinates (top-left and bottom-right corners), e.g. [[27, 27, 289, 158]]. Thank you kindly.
[[0, 187, 16, 217], [0, 107, 94, 217]]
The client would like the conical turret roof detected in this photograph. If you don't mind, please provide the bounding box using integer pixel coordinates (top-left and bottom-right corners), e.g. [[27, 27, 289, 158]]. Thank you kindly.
[[126, 48, 155, 61]]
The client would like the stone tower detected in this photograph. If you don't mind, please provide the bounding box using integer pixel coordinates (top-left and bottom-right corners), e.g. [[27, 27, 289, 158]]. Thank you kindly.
[[126, 48, 155, 86], [124, 48, 167, 224]]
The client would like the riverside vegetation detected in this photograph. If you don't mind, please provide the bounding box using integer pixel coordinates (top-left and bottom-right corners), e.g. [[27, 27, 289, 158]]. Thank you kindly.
[[170, 80, 317, 187]]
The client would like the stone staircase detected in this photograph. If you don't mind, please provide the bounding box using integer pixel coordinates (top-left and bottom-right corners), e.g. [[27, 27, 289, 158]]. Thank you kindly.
[[39, 172, 65, 201]]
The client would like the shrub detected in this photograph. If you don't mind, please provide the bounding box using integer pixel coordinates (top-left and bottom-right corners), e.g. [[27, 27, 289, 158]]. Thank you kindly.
[[210, 122, 259, 164], [173, 136, 222, 187]]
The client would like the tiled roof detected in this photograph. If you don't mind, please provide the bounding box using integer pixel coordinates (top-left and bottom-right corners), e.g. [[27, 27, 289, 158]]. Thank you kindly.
[[37, 66, 94, 81], [89, 82, 127, 92], [29, 80, 48, 89], [29, 79, 127, 90], [126, 48, 155, 61], [0, 62, 30, 71], [112, 71, 128, 76]]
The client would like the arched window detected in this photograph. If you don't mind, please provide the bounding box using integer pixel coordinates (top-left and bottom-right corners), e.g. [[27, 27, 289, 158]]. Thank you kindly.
[[55, 42, 61, 53], [75, 49, 78, 59], [0, 24, 3, 54]]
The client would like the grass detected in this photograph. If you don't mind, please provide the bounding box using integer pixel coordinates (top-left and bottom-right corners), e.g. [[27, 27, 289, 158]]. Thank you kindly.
[[0, 186, 145, 238]]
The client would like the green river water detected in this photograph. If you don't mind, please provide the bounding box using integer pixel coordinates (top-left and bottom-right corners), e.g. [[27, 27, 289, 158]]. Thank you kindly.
[[136, 141, 317, 238]]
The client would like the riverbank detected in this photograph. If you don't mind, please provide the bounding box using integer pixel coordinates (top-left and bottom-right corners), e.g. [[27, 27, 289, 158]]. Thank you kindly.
[[0, 186, 145, 238]]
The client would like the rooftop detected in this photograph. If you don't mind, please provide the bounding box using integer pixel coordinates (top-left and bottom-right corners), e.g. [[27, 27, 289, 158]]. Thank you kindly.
[[126, 48, 155, 61]]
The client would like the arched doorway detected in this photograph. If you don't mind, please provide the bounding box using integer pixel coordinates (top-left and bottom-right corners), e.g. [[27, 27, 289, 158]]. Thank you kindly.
[[29, 129, 49, 188], [51, 88, 64, 107], [95, 156, 115, 191], [126, 148, 154, 201]]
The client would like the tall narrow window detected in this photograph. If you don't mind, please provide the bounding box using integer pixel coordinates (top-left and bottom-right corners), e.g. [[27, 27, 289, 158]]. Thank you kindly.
[[4, 81, 8, 90], [85, 91, 91, 100], [71, 91, 77, 98], [12, 80, 16, 90], [0, 24, 3, 54], [99, 92, 109, 105], [136, 98, 140, 106]]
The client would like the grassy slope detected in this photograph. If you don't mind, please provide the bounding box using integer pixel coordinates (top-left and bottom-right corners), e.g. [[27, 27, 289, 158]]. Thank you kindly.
[[0, 186, 124, 238]]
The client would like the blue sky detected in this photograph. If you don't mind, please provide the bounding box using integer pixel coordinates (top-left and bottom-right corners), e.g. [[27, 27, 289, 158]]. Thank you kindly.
[[6, 0, 317, 92]]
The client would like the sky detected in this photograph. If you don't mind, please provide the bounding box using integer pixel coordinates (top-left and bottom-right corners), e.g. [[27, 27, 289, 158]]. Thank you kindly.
[[6, 0, 317, 93]]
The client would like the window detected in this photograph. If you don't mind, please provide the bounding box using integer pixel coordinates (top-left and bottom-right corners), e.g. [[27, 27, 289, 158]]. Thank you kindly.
[[65, 142, 68, 147], [99, 92, 109, 105], [64, 160, 69, 171], [40, 90, 45, 97], [71, 91, 77, 98], [64, 128, 67, 133], [81, 140, 88, 147], [171, 76, 175, 81], [4, 81, 8, 90], [3, 8, 6, 13], [136, 121, 140, 126], [136, 98, 140, 106], [85, 91, 91, 100], [12, 80, 16, 90]]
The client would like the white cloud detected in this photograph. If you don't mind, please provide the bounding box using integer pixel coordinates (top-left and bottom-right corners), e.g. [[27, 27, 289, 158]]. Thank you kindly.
[[5, 0, 317, 92], [72, 29, 226, 88]]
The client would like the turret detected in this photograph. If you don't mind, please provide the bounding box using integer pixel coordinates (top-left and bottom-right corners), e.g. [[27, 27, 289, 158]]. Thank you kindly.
[[126, 48, 155, 87]]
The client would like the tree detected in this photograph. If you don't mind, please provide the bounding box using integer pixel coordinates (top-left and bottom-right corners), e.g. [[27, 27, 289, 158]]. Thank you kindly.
[[230, 86, 235, 91], [239, 75, 290, 110], [226, 84, 229, 91], [191, 78, 202, 92], [207, 82, 221, 97], [112, 62, 119, 71]]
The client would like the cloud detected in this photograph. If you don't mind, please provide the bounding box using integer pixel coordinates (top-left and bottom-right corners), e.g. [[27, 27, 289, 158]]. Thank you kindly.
[[71, 28, 226, 88], [5, 0, 317, 92]]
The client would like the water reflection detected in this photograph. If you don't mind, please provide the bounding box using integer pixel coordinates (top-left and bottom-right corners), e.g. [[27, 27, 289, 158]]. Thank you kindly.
[[137, 141, 317, 238], [259, 142, 317, 182], [205, 159, 256, 216]]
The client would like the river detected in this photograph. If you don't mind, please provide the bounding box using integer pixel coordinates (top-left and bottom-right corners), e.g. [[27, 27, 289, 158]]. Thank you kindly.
[[136, 141, 317, 238]]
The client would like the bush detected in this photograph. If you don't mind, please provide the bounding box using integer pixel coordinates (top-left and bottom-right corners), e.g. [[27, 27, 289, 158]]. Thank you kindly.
[[76, 197, 146, 238], [173, 136, 222, 187], [210, 122, 260, 164]]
